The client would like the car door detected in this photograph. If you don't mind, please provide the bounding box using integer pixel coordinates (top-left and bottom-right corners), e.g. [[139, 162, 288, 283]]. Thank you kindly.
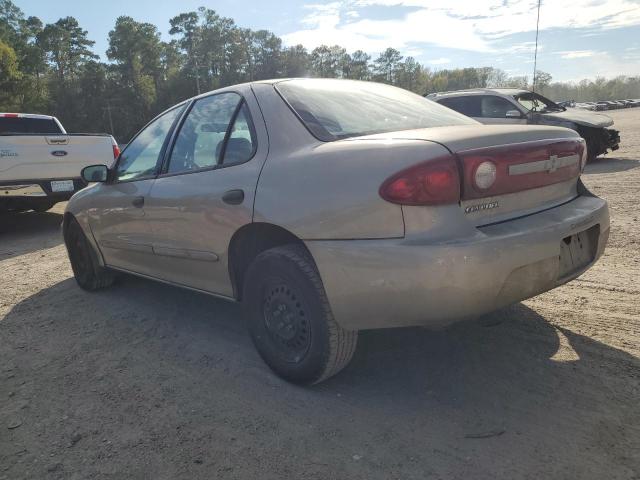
[[475, 95, 527, 125], [88, 104, 186, 275], [143, 89, 268, 296]]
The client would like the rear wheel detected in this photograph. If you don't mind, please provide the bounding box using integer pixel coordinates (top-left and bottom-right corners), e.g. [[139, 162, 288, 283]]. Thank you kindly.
[[243, 244, 358, 385], [65, 217, 115, 291]]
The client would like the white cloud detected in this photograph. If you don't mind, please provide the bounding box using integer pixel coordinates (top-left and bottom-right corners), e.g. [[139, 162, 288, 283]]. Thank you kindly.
[[556, 50, 598, 59], [428, 57, 451, 65], [283, 3, 491, 53], [283, 0, 640, 54]]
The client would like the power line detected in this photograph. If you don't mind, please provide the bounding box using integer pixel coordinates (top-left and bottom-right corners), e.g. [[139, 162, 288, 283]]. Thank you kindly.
[[532, 0, 542, 93]]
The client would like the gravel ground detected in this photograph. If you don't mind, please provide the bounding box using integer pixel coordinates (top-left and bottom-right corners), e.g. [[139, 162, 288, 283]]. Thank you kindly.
[[1, 109, 639, 479]]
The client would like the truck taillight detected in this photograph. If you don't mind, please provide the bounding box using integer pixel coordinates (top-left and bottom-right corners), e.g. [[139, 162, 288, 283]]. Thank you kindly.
[[379, 155, 461, 206], [112, 144, 121, 159]]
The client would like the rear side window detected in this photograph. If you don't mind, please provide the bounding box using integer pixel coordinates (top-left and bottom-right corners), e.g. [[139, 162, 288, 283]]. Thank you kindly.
[[0, 117, 62, 134], [221, 103, 257, 166], [438, 96, 482, 117], [276, 79, 476, 142], [166, 93, 256, 174]]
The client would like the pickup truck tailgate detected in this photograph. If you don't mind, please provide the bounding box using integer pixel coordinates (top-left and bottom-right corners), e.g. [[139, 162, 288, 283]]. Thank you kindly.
[[0, 134, 115, 182]]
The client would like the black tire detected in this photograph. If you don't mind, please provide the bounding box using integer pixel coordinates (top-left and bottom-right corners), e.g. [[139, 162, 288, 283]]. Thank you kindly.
[[31, 201, 56, 213], [64, 217, 115, 291], [243, 244, 358, 385]]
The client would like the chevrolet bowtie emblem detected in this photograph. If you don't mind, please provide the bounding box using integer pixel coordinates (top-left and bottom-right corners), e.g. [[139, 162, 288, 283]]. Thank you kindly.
[[547, 155, 558, 173]]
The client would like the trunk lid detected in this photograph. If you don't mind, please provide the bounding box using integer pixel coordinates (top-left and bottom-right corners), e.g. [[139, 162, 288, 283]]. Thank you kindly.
[[358, 124, 585, 226]]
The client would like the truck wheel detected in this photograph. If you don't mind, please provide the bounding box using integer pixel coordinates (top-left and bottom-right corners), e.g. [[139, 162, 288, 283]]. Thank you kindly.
[[64, 217, 115, 291], [32, 201, 55, 213], [243, 244, 358, 385]]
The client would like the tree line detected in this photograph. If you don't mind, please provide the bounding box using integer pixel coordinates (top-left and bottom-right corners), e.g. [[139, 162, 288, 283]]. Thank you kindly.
[[1, 1, 638, 142]]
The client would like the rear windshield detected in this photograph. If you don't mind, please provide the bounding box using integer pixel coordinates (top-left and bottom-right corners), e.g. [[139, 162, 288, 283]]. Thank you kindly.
[[0, 117, 62, 134], [275, 79, 477, 141]]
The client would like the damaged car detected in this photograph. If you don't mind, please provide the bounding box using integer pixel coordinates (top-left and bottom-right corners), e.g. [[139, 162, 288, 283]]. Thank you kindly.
[[429, 89, 620, 161]]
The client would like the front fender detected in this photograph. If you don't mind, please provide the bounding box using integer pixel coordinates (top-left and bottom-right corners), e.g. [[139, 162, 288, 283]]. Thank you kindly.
[[531, 114, 577, 132]]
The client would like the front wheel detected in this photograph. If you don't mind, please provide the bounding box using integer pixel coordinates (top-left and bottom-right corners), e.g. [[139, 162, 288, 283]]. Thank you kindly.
[[243, 244, 358, 385], [64, 217, 116, 291]]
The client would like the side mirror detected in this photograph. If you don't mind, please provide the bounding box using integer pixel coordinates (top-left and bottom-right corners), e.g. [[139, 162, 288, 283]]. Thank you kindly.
[[505, 110, 523, 119], [82, 164, 109, 183]]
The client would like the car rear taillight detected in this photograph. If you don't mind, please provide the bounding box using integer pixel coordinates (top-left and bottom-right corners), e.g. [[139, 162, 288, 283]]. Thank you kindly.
[[0, 113, 19, 118], [112, 143, 121, 160], [458, 138, 585, 200], [379, 155, 461, 206]]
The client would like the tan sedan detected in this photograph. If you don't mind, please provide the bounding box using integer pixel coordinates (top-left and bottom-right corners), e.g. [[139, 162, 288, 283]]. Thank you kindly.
[[64, 79, 609, 384]]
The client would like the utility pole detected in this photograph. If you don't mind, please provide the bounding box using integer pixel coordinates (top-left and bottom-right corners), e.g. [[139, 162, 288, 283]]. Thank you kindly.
[[103, 101, 115, 136], [532, 0, 542, 93]]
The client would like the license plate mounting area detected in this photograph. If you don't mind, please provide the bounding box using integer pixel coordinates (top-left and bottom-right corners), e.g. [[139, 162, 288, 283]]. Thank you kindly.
[[558, 225, 599, 279]]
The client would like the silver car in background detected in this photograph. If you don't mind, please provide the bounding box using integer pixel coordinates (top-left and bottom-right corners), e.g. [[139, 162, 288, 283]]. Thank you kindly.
[[64, 79, 609, 384], [429, 88, 620, 161]]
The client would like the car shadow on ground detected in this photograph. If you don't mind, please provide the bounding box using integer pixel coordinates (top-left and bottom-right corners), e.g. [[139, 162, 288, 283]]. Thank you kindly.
[[583, 156, 640, 174], [2, 274, 639, 477], [0, 210, 63, 256]]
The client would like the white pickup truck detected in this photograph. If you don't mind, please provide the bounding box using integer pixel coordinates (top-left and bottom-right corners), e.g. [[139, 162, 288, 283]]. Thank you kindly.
[[0, 113, 119, 212]]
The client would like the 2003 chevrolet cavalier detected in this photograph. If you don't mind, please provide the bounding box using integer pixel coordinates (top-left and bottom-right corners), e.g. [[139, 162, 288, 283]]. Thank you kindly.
[[64, 79, 609, 384]]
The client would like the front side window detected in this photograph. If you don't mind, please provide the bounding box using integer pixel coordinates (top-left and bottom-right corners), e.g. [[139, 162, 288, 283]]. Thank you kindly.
[[276, 79, 476, 142], [479, 95, 516, 118], [166, 93, 243, 174], [116, 104, 185, 182]]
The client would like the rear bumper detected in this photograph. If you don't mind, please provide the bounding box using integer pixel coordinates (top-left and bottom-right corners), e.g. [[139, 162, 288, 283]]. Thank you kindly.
[[0, 177, 86, 203], [307, 194, 609, 330]]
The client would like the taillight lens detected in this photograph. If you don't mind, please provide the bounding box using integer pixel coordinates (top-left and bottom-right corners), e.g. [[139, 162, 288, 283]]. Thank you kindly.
[[580, 144, 588, 171], [379, 155, 461, 206], [112, 143, 121, 159]]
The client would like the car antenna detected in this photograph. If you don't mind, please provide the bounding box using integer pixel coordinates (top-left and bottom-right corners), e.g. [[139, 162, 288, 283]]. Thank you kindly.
[[531, 0, 542, 95]]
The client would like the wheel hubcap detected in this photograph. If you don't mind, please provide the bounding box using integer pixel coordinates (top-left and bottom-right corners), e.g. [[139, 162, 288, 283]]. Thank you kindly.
[[263, 283, 311, 363]]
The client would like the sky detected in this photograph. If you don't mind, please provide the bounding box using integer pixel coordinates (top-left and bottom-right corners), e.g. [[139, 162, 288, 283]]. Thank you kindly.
[[16, 0, 640, 82]]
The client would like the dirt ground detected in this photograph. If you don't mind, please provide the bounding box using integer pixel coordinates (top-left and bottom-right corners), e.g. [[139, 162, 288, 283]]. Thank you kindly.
[[1, 109, 639, 480]]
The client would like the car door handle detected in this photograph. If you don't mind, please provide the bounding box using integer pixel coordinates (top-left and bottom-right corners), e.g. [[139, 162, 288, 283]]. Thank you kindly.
[[132, 196, 144, 208], [222, 189, 244, 205]]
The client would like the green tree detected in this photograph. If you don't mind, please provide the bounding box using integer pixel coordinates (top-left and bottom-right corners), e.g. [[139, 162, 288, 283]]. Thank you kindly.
[[395, 56, 422, 91], [107, 16, 163, 140], [39, 17, 96, 82], [0, 39, 20, 108], [374, 48, 402, 83], [347, 50, 371, 80], [310, 45, 336, 77], [282, 44, 310, 77], [37, 17, 96, 120], [533, 70, 552, 90]]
